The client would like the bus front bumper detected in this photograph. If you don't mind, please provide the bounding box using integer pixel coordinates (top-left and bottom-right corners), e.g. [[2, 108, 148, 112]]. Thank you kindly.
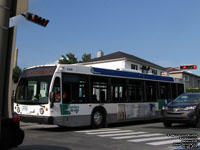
[[19, 114, 54, 124]]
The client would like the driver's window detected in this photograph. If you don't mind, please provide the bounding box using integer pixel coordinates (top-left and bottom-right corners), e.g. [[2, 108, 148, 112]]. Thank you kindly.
[[28, 81, 37, 100], [52, 77, 61, 102]]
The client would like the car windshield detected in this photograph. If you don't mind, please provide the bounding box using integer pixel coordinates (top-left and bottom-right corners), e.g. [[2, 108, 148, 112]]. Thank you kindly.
[[173, 93, 200, 103], [15, 76, 52, 105]]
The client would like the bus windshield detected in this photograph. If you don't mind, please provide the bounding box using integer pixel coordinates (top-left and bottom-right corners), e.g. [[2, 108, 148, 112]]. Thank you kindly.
[[15, 76, 52, 105]]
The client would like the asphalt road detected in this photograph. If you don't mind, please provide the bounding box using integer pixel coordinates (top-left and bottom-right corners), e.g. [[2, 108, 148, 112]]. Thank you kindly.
[[12, 121, 200, 150]]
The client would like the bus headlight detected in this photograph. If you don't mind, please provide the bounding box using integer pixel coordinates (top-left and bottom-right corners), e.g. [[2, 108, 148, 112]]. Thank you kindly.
[[17, 107, 20, 113], [40, 108, 44, 115]]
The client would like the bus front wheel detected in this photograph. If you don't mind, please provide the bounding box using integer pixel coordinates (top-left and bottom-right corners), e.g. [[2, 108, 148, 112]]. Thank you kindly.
[[91, 109, 106, 128]]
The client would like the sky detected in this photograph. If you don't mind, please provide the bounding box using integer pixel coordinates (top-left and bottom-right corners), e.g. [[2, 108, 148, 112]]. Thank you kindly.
[[15, 0, 200, 75]]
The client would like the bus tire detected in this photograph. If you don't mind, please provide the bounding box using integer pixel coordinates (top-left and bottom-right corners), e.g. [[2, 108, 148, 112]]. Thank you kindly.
[[195, 106, 200, 128], [195, 120, 200, 128], [91, 108, 106, 128]]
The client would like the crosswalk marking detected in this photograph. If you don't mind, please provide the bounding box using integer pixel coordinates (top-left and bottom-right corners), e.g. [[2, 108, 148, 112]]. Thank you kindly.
[[76, 128, 120, 133], [75, 128, 186, 147], [86, 130, 133, 135], [98, 132, 147, 137], [128, 136, 175, 142], [147, 139, 181, 146], [112, 133, 164, 140]]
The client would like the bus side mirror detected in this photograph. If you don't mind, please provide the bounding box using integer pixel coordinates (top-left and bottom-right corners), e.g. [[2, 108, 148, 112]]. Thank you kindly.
[[50, 92, 55, 108]]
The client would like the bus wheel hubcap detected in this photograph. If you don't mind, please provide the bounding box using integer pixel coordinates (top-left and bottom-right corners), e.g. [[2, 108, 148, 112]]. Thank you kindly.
[[94, 111, 103, 125]]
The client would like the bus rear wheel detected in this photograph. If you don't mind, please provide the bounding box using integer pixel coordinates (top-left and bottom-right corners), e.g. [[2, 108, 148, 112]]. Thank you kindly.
[[91, 109, 106, 128]]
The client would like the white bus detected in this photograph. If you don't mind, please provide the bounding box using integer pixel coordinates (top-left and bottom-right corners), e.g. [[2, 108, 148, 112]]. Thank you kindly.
[[14, 64, 184, 128]]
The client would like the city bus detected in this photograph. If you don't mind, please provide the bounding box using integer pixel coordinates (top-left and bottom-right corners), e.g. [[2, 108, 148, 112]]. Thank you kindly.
[[14, 64, 184, 128]]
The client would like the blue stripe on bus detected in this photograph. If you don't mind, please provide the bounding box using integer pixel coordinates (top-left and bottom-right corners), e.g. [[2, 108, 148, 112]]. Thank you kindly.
[[91, 67, 174, 82]]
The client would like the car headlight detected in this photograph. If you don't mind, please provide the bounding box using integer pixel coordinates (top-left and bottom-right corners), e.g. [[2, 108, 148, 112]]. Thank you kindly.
[[183, 106, 196, 111], [162, 106, 168, 110]]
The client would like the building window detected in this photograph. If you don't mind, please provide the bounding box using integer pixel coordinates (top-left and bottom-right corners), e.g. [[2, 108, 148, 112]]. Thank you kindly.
[[152, 69, 157, 75], [198, 80, 200, 85], [131, 64, 138, 70], [184, 75, 189, 81]]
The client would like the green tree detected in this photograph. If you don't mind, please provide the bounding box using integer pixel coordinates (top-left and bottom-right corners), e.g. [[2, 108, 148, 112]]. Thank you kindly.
[[13, 66, 22, 83], [81, 53, 91, 62], [58, 53, 78, 64]]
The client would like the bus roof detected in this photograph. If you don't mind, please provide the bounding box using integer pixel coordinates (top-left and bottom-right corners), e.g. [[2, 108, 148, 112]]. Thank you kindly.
[[56, 64, 183, 83], [22, 64, 183, 83]]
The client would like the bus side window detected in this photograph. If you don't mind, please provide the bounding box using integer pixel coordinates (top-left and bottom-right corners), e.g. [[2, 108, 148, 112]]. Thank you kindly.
[[92, 94, 97, 102], [100, 91, 105, 102], [53, 77, 61, 102]]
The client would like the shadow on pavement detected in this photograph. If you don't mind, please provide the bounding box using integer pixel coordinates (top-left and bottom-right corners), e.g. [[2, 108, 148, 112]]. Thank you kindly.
[[107, 119, 161, 128], [143, 123, 197, 129], [28, 125, 92, 132], [28, 119, 162, 132], [12, 145, 72, 150]]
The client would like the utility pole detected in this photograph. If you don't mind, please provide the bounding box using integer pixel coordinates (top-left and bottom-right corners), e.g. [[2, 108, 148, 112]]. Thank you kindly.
[[0, 0, 12, 137], [0, 0, 18, 138]]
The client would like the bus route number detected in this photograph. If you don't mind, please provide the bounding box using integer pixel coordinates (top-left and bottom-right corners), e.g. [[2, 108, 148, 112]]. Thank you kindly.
[[66, 68, 73, 71]]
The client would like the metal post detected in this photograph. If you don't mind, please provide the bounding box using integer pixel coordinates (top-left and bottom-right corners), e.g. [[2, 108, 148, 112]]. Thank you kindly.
[[0, 0, 11, 137], [8, 28, 17, 117], [5, 27, 16, 117]]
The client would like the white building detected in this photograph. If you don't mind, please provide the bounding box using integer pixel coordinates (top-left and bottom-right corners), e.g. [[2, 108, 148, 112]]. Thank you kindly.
[[81, 51, 167, 76]]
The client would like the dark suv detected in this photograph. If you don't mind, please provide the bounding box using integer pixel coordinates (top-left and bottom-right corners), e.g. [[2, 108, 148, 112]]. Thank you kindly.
[[161, 93, 200, 127], [0, 113, 24, 150]]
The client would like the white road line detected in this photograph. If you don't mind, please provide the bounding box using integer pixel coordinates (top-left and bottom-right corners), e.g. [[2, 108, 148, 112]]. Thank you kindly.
[[86, 130, 133, 135], [112, 133, 164, 140], [98, 132, 147, 137], [147, 139, 181, 146], [128, 136, 175, 142], [76, 128, 120, 133]]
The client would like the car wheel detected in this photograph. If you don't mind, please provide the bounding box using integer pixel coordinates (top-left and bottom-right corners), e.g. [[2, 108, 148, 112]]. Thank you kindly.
[[91, 109, 106, 128], [163, 122, 172, 128], [195, 118, 200, 128]]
